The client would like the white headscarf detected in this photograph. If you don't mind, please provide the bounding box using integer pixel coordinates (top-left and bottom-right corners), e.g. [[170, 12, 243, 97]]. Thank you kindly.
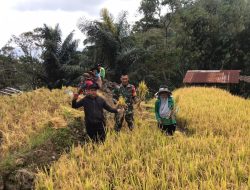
[[159, 97, 170, 118]]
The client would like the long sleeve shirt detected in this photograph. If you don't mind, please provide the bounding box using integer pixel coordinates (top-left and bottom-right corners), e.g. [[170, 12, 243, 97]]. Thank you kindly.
[[155, 96, 176, 125], [72, 95, 118, 124]]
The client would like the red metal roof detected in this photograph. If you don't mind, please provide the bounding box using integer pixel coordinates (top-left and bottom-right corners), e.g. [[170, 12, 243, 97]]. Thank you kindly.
[[183, 70, 241, 84]]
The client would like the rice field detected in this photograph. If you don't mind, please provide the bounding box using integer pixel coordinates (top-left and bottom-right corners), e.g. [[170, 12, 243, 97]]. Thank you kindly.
[[33, 87, 250, 190], [0, 87, 82, 158]]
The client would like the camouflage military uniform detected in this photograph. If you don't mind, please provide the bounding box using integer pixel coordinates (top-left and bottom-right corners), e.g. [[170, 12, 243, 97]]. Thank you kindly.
[[113, 84, 136, 131]]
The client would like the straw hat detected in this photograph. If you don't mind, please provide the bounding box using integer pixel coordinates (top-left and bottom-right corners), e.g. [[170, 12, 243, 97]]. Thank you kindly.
[[158, 87, 172, 95]]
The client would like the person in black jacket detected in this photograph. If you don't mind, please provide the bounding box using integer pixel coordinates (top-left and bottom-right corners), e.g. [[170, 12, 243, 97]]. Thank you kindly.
[[72, 83, 123, 143]]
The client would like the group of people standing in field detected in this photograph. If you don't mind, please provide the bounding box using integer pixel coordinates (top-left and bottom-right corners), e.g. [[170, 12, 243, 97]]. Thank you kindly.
[[72, 66, 177, 143], [77, 64, 106, 95]]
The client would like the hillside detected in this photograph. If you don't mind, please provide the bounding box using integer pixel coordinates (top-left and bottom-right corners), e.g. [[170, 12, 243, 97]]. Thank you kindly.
[[0, 87, 83, 189], [1, 87, 250, 189]]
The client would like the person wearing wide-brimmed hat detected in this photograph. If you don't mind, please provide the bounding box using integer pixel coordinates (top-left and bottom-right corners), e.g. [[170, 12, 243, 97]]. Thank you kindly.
[[155, 86, 176, 136], [72, 83, 123, 143]]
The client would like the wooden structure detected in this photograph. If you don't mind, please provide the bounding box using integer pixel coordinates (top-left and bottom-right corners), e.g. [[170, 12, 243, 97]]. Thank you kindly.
[[183, 70, 241, 84], [183, 70, 250, 97], [0, 87, 22, 96]]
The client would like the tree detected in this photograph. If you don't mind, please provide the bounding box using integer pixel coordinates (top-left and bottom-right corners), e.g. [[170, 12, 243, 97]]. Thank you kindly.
[[40, 24, 83, 88], [133, 0, 161, 32], [0, 29, 45, 90], [6, 29, 43, 59], [174, 0, 250, 71], [78, 9, 143, 82]]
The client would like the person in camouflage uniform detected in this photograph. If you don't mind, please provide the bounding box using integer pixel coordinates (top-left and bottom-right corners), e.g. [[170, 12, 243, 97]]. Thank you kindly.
[[113, 74, 137, 132]]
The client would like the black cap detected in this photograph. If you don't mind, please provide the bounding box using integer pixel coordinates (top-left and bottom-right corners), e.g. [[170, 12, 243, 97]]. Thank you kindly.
[[121, 70, 128, 76], [89, 83, 99, 90]]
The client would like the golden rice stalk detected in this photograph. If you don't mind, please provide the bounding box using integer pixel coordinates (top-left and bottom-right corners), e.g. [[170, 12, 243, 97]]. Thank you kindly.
[[117, 96, 126, 107], [137, 81, 149, 108], [138, 81, 149, 101], [35, 87, 250, 189], [48, 117, 68, 129]]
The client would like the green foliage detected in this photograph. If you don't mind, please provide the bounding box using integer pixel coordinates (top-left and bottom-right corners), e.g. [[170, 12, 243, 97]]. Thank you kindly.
[[0, 29, 46, 90], [78, 9, 143, 81], [132, 0, 250, 92], [40, 24, 84, 88], [1, 0, 250, 96], [175, 0, 250, 70], [135, 0, 161, 31]]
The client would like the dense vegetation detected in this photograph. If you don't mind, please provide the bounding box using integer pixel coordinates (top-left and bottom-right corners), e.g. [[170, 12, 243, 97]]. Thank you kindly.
[[1, 0, 250, 94]]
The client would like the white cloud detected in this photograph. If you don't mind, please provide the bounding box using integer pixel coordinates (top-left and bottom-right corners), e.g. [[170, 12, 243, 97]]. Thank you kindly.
[[101, 0, 141, 23], [0, 0, 141, 49], [13, 0, 104, 13], [0, 10, 91, 49]]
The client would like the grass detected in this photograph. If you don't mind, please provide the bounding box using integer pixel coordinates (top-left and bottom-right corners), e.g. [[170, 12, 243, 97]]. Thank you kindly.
[[0, 127, 54, 172], [0, 126, 77, 174], [0, 87, 82, 158], [0, 86, 84, 180], [34, 87, 250, 190]]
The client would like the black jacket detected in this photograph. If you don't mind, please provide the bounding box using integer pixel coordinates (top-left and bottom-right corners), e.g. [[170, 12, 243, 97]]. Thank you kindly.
[[72, 95, 118, 124]]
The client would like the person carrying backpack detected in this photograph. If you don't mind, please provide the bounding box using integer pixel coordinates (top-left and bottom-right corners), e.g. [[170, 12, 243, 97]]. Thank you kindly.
[[155, 86, 177, 136], [77, 73, 94, 95]]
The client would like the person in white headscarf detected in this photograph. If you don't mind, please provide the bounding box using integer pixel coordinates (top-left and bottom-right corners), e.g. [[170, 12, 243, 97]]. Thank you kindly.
[[155, 86, 176, 136]]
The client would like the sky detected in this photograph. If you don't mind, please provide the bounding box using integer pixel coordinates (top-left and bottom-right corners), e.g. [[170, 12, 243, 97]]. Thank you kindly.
[[0, 0, 141, 49]]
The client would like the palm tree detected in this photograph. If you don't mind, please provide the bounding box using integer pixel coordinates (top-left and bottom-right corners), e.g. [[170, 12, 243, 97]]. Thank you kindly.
[[77, 9, 143, 81], [40, 24, 83, 88]]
